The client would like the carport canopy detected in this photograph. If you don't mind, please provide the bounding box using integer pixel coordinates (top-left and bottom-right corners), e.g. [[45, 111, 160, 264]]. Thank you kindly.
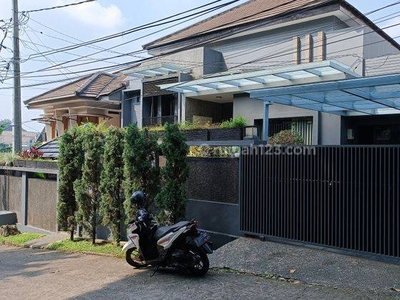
[[160, 60, 400, 140]]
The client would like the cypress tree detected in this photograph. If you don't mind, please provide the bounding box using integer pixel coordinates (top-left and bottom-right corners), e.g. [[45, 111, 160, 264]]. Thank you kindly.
[[156, 123, 189, 225], [123, 123, 160, 221], [57, 126, 84, 240], [99, 127, 125, 245], [74, 124, 103, 244]]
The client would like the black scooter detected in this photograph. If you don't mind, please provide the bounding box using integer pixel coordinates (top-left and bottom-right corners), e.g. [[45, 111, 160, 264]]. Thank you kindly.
[[122, 191, 213, 276]]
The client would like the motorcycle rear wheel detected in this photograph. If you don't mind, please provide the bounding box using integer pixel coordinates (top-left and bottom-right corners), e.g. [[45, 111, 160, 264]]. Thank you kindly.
[[126, 248, 148, 268], [188, 251, 209, 276]]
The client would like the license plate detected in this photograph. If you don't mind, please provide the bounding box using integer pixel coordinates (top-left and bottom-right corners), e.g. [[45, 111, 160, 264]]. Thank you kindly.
[[194, 231, 211, 247]]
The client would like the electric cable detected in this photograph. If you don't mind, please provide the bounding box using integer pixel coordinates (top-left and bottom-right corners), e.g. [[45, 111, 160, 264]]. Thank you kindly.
[[2, 1, 400, 88], [21, 0, 96, 14]]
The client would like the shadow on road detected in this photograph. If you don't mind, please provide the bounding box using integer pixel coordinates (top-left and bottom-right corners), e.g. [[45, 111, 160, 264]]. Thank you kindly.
[[0, 246, 78, 281]]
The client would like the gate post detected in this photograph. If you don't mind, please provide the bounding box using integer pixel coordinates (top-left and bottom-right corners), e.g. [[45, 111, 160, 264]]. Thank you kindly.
[[21, 171, 28, 225]]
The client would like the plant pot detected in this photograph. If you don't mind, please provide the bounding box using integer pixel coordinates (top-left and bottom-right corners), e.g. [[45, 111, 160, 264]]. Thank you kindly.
[[13, 159, 58, 170], [184, 129, 209, 141], [208, 128, 243, 141]]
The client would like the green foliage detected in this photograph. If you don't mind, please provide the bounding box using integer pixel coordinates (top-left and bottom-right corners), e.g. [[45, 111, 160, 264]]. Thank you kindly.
[[57, 126, 85, 240], [0, 233, 44, 245], [47, 238, 124, 258], [155, 123, 189, 225], [269, 129, 305, 145], [74, 123, 104, 244], [0, 119, 11, 135], [220, 115, 248, 129], [188, 146, 240, 158], [100, 127, 125, 245], [123, 124, 160, 221], [0, 152, 18, 165]]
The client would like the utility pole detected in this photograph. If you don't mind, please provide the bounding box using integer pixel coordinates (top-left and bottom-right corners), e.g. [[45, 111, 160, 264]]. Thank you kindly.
[[12, 0, 22, 153]]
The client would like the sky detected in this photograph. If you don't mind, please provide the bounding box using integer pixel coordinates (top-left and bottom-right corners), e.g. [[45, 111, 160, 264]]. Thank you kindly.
[[0, 0, 399, 133]]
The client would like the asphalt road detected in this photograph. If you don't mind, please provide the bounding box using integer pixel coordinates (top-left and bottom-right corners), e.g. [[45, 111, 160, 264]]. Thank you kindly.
[[0, 245, 395, 300]]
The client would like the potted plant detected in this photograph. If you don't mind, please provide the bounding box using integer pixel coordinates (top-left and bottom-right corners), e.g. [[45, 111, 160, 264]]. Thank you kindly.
[[208, 115, 248, 141], [180, 121, 209, 141]]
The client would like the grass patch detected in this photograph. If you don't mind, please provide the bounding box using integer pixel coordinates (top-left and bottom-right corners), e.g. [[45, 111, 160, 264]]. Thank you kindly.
[[47, 238, 124, 258], [0, 233, 44, 245]]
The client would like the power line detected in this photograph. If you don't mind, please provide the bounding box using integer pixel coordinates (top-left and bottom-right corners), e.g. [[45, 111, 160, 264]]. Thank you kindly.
[[21, 0, 95, 14], [20, 0, 239, 61], [2, 0, 400, 89], [10, 1, 239, 78], [365, 1, 400, 16]]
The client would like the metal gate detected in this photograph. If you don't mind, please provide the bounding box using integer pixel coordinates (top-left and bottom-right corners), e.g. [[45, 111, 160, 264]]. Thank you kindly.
[[240, 146, 400, 257]]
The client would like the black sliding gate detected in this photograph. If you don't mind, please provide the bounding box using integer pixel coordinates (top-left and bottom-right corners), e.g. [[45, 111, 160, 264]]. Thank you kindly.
[[240, 146, 400, 257]]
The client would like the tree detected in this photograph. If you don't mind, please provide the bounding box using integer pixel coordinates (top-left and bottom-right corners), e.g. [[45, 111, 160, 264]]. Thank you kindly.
[[269, 129, 305, 145], [74, 124, 104, 244], [57, 126, 84, 241], [0, 119, 12, 133], [99, 127, 125, 245], [123, 123, 160, 221], [156, 123, 189, 225]]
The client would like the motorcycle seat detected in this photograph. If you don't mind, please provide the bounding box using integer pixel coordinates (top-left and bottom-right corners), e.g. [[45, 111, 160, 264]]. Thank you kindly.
[[154, 221, 191, 240]]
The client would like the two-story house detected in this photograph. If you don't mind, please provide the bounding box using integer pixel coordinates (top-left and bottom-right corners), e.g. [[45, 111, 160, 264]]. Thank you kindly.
[[123, 0, 400, 145]]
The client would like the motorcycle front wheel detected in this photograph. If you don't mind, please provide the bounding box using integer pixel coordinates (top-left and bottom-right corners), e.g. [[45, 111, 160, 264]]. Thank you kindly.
[[125, 248, 148, 268], [188, 251, 209, 276]]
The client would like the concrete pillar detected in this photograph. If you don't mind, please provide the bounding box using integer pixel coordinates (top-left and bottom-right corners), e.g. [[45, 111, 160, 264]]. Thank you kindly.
[[21, 172, 28, 225], [316, 31, 326, 61], [181, 95, 186, 122], [55, 174, 60, 232], [293, 37, 301, 65], [263, 102, 270, 142], [305, 34, 313, 63]]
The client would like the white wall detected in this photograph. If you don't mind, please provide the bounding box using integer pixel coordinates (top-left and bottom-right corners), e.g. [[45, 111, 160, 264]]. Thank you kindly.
[[233, 95, 321, 144]]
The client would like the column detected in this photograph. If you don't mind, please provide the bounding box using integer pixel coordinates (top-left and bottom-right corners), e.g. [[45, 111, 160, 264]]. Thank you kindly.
[[21, 172, 28, 225], [263, 102, 270, 142]]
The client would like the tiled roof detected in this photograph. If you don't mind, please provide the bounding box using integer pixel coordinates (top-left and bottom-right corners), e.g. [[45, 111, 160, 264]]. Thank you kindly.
[[144, 0, 333, 49], [25, 72, 128, 105], [37, 139, 59, 159]]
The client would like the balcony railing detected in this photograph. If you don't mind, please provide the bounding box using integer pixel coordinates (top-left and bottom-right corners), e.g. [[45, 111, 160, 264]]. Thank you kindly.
[[142, 115, 178, 127]]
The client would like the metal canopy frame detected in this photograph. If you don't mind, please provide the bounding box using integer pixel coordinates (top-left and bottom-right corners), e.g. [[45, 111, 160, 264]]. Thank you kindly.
[[160, 60, 360, 95], [159, 59, 400, 116], [124, 63, 190, 78], [250, 73, 400, 116]]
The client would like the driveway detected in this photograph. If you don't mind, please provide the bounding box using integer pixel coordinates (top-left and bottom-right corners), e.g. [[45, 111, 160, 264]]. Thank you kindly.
[[0, 245, 396, 300]]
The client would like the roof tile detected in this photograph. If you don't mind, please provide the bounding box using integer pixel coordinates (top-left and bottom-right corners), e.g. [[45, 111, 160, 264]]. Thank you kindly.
[[145, 0, 332, 49]]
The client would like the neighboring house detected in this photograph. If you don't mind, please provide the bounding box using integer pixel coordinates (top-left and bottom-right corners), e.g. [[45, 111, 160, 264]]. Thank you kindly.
[[123, 0, 400, 145], [0, 130, 38, 150], [25, 72, 128, 142]]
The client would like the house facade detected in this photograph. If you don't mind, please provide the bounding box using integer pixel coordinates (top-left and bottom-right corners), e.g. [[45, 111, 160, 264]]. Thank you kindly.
[[25, 72, 127, 142], [123, 0, 400, 145]]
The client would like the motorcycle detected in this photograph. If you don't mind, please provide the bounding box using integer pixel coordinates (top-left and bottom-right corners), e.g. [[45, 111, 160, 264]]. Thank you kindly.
[[122, 191, 213, 276]]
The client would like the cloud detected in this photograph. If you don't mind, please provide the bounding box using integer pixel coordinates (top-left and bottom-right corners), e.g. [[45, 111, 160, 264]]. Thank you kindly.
[[59, 0, 125, 29]]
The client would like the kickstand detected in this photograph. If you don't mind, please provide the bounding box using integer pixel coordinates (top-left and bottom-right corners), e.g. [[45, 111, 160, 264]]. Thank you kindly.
[[150, 265, 159, 277]]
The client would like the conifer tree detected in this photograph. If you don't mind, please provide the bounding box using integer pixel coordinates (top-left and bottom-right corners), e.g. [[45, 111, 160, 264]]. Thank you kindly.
[[57, 126, 84, 240], [156, 123, 189, 225], [74, 124, 103, 244], [100, 127, 125, 245], [123, 124, 159, 221]]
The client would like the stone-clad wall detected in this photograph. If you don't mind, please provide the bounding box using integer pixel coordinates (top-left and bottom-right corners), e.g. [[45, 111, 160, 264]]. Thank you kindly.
[[186, 158, 239, 204]]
